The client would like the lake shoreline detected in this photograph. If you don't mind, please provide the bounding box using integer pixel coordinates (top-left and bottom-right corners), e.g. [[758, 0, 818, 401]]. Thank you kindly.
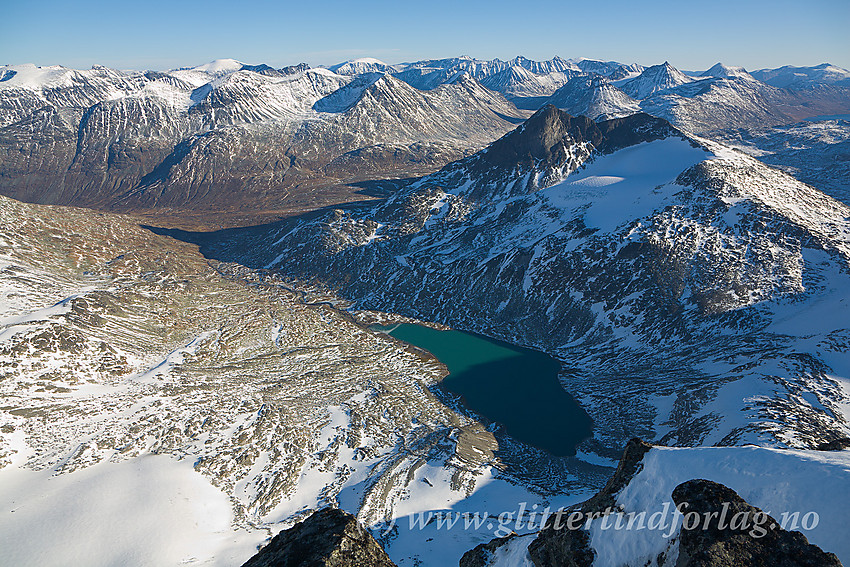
[[371, 322, 594, 457]]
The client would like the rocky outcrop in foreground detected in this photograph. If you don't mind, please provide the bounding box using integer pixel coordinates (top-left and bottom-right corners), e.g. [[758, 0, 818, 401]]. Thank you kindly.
[[523, 439, 653, 567], [463, 439, 843, 567], [241, 507, 396, 567], [672, 479, 841, 567]]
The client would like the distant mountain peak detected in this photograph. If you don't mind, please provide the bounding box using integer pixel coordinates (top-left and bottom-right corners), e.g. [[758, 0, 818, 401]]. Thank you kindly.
[[351, 57, 387, 64], [701, 62, 753, 80], [752, 62, 850, 88], [620, 62, 693, 99], [653, 61, 686, 77], [239, 62, 310, 77], [191, 58, 245, 75], [546, 74, 640, 121], [328, 58, 393, 75], [312, 72, 386, 112]]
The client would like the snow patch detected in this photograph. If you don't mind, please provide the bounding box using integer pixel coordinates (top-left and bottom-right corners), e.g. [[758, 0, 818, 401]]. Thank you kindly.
[[0, 452, 264, 567], [545, 138, 711, 232]]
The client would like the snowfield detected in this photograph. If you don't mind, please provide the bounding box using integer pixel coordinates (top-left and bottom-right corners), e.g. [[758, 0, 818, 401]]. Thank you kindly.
[[544, 137, 711, 232], [0, 443, 264, 567]]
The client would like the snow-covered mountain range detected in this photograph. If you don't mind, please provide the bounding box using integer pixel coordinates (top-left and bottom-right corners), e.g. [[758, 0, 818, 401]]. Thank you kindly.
[[0, 60, 523, 215], [1, 56, 848, 219], [714, 116, 850, 205], [751, 63, 850, 88]]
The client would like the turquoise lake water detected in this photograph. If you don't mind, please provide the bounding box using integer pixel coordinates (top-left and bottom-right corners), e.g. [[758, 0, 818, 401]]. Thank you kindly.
[[376, 323, 592, 456]]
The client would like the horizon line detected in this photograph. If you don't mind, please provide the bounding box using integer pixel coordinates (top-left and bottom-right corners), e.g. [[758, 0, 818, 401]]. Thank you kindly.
[[1, 55, 845, 75]]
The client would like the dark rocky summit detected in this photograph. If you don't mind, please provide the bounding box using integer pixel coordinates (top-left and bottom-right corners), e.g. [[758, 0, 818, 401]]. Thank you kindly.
[[479, 104, 682, 173], [672, 479, 842, 567], [481, 105, 601, 167], [240, 507, 397, 567]]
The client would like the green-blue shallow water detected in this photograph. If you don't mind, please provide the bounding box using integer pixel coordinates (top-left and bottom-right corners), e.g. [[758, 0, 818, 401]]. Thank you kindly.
[[376, 323, 593, 456]]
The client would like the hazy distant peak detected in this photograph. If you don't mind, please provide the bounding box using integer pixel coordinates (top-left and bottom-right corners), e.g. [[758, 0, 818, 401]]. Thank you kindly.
[[701, 62, 753, 80]]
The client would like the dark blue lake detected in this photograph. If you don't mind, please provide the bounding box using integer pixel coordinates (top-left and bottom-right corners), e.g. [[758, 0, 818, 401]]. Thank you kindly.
[[375, 323, 592, 456]]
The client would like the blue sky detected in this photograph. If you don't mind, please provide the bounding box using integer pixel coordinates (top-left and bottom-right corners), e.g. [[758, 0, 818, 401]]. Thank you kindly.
[[2, 0, 848, 71]]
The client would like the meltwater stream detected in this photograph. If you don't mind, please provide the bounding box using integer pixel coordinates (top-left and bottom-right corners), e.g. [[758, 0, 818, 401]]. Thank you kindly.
[[375, 323, 592, 456]]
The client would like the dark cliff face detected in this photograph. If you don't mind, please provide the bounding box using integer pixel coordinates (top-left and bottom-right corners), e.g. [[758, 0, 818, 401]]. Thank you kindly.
[[481, 105, 601, 167], [240, 508, 397, 567], [525, 439, 653, 567]]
